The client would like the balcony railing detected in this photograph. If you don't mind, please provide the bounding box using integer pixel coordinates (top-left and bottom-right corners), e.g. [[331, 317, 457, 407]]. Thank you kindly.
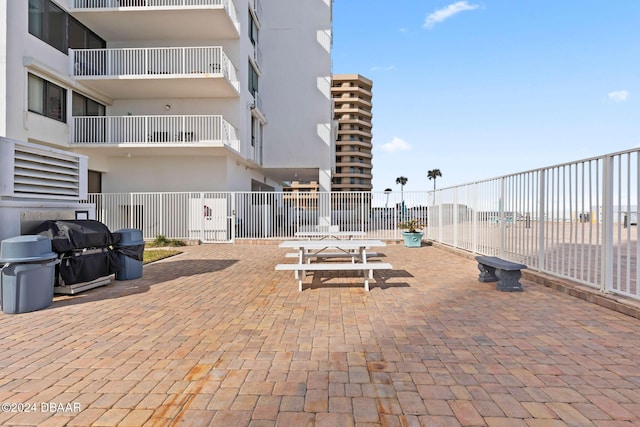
[[73, 0, 239, 29], [75, 0, 231, 6], [70, 46, 239, 91], [71, 1, 240, 40], [72, 115, 239, 151]]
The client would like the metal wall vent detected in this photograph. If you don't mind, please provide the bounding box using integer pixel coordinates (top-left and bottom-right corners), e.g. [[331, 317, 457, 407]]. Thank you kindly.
[[13, 146, 81, 198]]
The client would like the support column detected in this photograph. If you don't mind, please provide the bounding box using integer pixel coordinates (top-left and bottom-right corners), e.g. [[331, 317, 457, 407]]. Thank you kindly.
[[317, 168, 332, 227]]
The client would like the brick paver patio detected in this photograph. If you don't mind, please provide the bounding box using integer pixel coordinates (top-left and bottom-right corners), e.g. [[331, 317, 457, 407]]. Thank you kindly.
[[1, 243, 639, 426]]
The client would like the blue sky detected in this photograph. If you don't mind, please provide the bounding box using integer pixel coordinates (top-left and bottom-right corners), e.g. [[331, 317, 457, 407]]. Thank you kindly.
[[331, 1, 640, 192]]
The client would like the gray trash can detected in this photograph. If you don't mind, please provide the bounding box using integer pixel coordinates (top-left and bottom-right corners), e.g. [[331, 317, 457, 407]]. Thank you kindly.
[[114, 229, 145, 281], [0, 235, 59, 314]]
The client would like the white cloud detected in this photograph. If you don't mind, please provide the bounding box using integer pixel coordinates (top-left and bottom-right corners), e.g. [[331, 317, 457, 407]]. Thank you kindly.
[[423, 1, 480, 29], [399, 27, 410, 34], [370, 65, 396, 72], [381, 137, 412, 152], [608, 90, 629, 102]]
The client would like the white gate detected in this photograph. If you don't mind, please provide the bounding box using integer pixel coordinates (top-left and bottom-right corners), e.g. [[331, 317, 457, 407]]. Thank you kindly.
[[189, 192, 234, 243]]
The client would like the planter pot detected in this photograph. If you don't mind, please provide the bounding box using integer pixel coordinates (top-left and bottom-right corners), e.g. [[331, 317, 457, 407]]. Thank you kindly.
[[402, 231, 424, 248]]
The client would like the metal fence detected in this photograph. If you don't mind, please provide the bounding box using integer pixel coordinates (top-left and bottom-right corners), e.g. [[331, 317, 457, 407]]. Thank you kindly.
[[70, 46, 237, 85], [427, 149, 639, 299], [72, 115, 239, 150], [85, 191, 427, 243], [85, 149, 639, 300]]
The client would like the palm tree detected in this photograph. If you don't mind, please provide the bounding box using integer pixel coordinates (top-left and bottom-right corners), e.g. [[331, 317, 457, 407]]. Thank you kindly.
[[427, 169, 442, 190], [395, 176, 408, 218]]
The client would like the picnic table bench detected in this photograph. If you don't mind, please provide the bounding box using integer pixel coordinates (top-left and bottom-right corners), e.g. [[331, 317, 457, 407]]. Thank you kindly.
[[277, 239, 391, 291], [275, 262, 392, 292], [475, 255, 527, 292]]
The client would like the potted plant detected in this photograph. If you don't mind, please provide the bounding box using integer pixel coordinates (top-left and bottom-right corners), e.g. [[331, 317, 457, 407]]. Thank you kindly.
[[398, 218, 425, 248]]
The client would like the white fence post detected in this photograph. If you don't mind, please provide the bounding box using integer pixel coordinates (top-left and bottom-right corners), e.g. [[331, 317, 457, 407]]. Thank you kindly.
[[538, 170, 546, 272], [499, 177, 505, 258], [472, 184, 478, 254], [129, 193, 134, 228], [602, 155, 614, 293], [453, 186, 458, 248]]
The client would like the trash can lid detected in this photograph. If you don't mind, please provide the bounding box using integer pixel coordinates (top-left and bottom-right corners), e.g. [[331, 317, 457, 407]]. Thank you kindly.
[[114, 229, 144, 246], [0, 235, 58, 263]]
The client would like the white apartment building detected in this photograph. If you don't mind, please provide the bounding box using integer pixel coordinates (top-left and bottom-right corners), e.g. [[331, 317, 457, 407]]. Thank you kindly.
[[0, 0, 334, 195]]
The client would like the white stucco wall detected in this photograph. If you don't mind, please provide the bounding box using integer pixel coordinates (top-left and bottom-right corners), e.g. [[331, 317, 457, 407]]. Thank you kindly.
[[100, 156, 229, 192], [0, 1, 7, 137], [0, 200, 96, 242], [2, 1, 329, 194], [97, 155, 281, 193], [260, 0, 333, 188], [4, 2, 74, 148]]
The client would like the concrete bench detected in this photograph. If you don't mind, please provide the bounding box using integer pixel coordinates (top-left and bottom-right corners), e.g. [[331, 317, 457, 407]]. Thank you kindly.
[[475, 256, 527, 292], [275, 262, 392, 292]]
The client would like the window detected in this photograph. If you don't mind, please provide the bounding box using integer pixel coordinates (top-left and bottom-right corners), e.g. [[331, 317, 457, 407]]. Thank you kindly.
[[68, 16, 104, 49], [72, 92, 106, 143], [29, 0, 105, 53], [72, 92, 105, 116], [28, 74, 66, 122], [249, 12, 259, 45], [248, 62, 259, 95], [88, 170, 102, 193], [28, 0, 44, 38], [251, 116, 257, 147]]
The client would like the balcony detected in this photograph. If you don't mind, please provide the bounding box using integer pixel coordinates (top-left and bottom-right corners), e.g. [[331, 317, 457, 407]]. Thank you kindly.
[[336, 147, 372, 158], [70, 46, 239, 98], [333, 171, 373, 179], [331, 85, 373, 98], [336, 117, 372, 128], [335, 96, 372, 109], [71, 115, 239, 152], [335, 160, 373, 169], [333, 105, 372, 118], [70, 0, 240, 41], [337, 128, 372, 139]]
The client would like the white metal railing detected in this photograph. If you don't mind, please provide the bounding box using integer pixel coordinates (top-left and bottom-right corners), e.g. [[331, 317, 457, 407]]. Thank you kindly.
[[72, 0, 240, 31], [72, 115, 239, 151], [427, 149, 639, 300], [75, 0, 229, 6], [84, 148, 639, 301], [70, 46, 239, 91], [86, 191, 423, 242]]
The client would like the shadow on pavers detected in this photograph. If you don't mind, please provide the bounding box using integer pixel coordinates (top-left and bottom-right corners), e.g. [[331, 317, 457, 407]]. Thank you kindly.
[[51, 259, 238, 308], [302, 269, 414, 291]]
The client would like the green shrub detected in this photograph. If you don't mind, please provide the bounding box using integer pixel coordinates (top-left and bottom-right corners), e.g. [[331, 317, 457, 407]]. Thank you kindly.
[[146, 234, 186, 247]]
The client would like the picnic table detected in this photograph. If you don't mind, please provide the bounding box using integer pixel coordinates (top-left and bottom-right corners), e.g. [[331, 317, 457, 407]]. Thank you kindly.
[[276, 239, 391, 291], [294, 231, 366, 240]]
